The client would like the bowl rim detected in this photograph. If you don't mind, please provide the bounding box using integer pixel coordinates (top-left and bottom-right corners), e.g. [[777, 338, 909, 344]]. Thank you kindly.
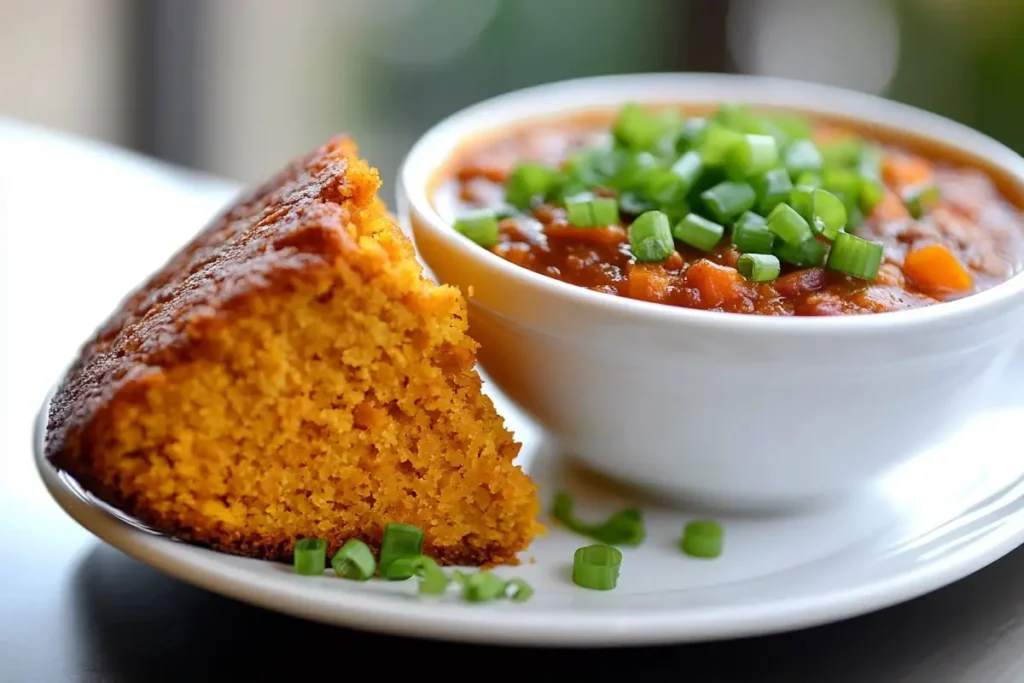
[[398, 72, 1024, 338]]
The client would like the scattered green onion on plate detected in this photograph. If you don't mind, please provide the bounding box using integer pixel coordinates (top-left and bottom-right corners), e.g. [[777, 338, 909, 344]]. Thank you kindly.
[[573, 544, 623, 591], [331, 539, 375, 581], [293, 537, 327, 576]]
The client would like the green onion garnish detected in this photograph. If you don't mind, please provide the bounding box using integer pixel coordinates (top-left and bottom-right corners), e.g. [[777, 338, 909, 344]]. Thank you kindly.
[[826, 232, 883, 280], [789, 185, 815, 222], [701, 180, 756, 223], [453, 210, 499, 248], [504, 578, 534, 603], [379, 522, 424, 578], [619, 192, 657, 216], [783, 139, 823, 178], [774, 237, 828, 268], [820, 136, 864, 168], [810, 188, 847, 240], [727, 134, 779, 179], [331, 539, 375, 581], [681, 520, 724, 559], [676, 116, 708, 152], [460, 570, 508, 603], [732, 211, 775, 254], [416, 557, 450, 595], [670, 150, 705, 195], [504, 162, 557, 209], [565, 193, 596, 227], [293, 537, 327, 576], [767, 202, 813, 247], [673, 213, 724, 252], [551, 492, 645, 546], [902, 183, 941, 218], [572, 544, 622, 591], [823, 167, 862, 213], [751, 167, 793, 214], [628, 210, 675, 263], [737, 253, 781, 282], [613, 103, 680, 152], [858, 146, 884, 212], [566, 194, 620, 227], [698, 123, 744, 167], [795, 172, 822, 189]]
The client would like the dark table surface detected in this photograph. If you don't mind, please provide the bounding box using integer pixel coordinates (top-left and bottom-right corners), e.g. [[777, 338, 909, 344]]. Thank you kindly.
[[3, 120, 1024, 683]]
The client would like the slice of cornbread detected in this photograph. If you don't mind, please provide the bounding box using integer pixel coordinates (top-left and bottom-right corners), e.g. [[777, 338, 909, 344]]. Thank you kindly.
[[46, 136, 540, 566]]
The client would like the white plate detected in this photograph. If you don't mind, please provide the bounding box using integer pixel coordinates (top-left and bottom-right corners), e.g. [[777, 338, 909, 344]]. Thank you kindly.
[[34, 352, 1024, 647]]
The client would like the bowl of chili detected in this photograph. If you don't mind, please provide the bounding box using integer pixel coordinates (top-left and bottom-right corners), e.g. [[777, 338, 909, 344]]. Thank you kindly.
[[397, 73, 1024, 509]]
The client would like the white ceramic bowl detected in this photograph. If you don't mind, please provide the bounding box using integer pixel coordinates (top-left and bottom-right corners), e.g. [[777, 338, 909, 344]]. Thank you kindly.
[[397, 73, 1024, 510]]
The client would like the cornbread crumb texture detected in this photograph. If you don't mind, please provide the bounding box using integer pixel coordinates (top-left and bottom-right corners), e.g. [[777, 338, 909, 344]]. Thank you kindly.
[[46, 136, 541, 566]]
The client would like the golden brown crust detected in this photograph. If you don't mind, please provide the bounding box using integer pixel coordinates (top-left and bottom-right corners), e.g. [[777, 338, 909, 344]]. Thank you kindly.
[[46, 137, 363, 464], [46, 136, 539, 567]]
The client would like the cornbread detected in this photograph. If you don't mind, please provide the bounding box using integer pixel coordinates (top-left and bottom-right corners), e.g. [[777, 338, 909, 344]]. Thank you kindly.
[[45, 136, 541, 566]]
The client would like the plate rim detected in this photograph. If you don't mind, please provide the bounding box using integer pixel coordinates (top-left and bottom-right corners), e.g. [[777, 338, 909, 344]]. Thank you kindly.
[[33, 389, 1024, 647]]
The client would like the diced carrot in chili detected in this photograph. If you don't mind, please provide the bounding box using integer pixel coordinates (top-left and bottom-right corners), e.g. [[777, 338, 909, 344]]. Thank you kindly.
[[902, 243, 973, 296], [871, 188, 911, 221], [882, 153, 934, 190], [685, 259, 751, 309], [664, 251, 684, 270], [544, 223, 627, 246], [626, 263, 672, 303]]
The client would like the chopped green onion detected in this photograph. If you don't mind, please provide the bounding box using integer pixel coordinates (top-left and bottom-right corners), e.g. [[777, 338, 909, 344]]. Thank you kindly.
[[727, 134, 779, 179], [823, 168, 862, 212], [460, 570, 507, 603], [613, 103, 680, 151], [902, 183, 941, 218], [670, 150, 705, 195], [566, 193, 596, 227], [660, 199, 692, 225], [628, 210, 675, 263], [737, 253, 781, 282], [795, 171, 822, 189], [564, 149, 615, 189], [566, 194, 620, 226], [751, 167, 793, 214], [820, 136, 864, 168], [591, 197, 620, 225], [767, 113, 813, 141], [774, 237, 828, 267], [572, 544, 622, 591], [453, 210, 499, 248], [789, 185, 816, 222], [504, 578, 534, 603], [619, 192, 657, 216], [609, 151, 659, 191], [783, 139, 823, 177], [642, 167, 686, 204], [551, 492, 645, 546], [826, 232, 883, 280], [331, 539, 375, 581], [846, 205, 865, 233], [858, 146, 884, 211], [293, 537, 327, 576], [810, 188, 847, 240], [681, 520, 724, 559], [701, 180, 756, 223], [383, 555, 420, 581], [417, 557, 450, 595], [698, 123, 744, 167], [673, 213, 724, 252], [767, 202, 813, 246], [732, 211, 775, 254], [505, 162, 557, 209], [379, 522, 424, 578], [676, 116, 708, 152]]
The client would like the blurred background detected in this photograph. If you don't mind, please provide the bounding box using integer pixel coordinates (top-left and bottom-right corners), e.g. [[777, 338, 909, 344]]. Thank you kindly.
[[1, 0, 1022, 196]]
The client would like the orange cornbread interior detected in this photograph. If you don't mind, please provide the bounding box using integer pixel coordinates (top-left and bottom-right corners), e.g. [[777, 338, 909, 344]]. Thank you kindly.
[[46, 137, 540, 566]]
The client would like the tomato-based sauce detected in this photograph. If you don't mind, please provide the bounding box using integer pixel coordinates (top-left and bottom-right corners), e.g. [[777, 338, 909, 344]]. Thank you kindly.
[[435, 108, 1024, 316]]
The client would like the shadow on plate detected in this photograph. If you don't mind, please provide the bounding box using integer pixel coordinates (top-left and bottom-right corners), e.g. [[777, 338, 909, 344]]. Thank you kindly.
[[67, 542, 1024, 682]]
